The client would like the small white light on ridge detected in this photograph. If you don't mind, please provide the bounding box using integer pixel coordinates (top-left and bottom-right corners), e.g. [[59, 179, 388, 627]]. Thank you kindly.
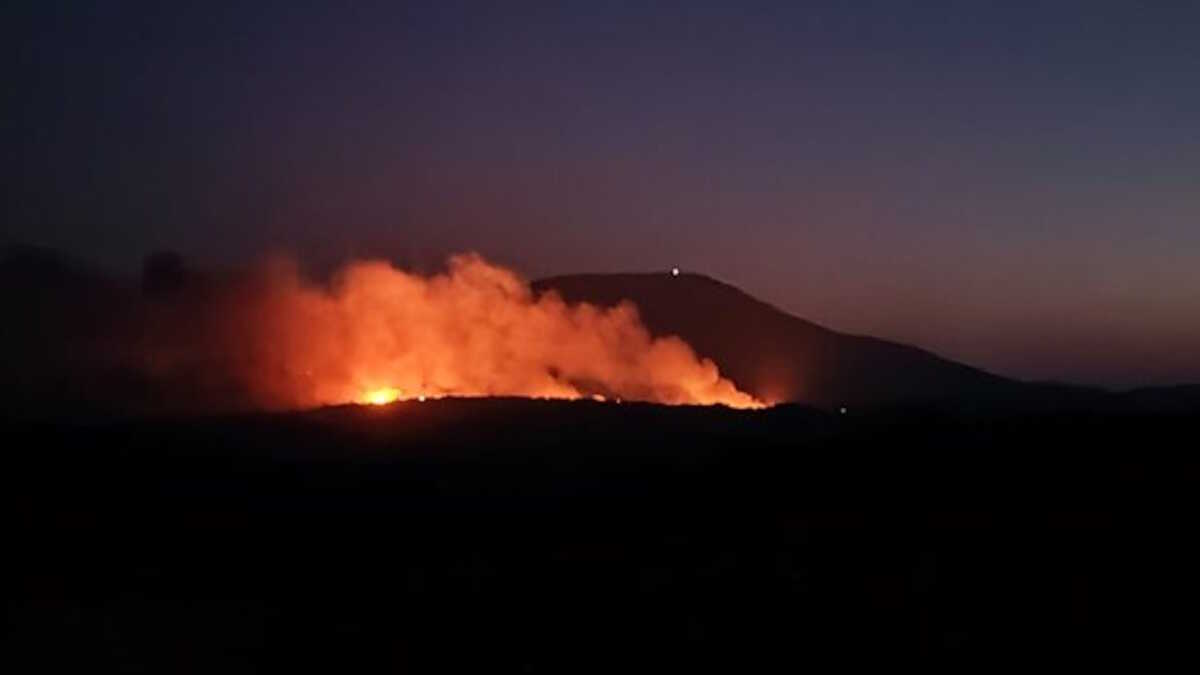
[[671, 267, 680, 276]]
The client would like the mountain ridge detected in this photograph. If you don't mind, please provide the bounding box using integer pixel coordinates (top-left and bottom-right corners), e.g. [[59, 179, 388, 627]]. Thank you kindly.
[[534, 271, 1048, 410], [2, 247, 1194, 414]]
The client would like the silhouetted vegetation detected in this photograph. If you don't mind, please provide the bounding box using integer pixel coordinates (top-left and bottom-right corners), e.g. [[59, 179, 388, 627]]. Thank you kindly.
[[7, 399, 1198, 670]]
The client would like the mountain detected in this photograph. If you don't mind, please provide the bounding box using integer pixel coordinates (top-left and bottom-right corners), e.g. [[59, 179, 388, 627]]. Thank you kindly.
[[1, 248, 1187, 414], [535, 272, 1034, 410]]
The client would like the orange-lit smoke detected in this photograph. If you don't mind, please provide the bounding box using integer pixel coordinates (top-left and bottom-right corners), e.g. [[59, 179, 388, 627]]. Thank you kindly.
[[178, 253, 760, 410]]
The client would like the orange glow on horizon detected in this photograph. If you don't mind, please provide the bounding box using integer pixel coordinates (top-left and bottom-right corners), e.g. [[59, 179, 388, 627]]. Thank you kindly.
[[358, 388, 437, 405], [360, 387, 402, 405]]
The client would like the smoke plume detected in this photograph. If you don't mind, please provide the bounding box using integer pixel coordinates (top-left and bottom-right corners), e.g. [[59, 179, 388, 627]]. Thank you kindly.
[[134, 253, 760, 411]]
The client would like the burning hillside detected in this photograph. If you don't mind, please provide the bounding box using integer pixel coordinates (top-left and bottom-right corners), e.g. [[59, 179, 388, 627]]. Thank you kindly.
[[134, 253, 761, 411]]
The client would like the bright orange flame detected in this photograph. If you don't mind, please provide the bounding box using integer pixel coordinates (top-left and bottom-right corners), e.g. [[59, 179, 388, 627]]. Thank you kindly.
[[160, 253, 762, 410], [358, 388, 434, 405], [360, 387, 401, 405]]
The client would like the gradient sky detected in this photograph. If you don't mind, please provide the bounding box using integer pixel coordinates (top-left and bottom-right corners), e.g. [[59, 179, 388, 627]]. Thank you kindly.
[[5, 1, 1199, 387]]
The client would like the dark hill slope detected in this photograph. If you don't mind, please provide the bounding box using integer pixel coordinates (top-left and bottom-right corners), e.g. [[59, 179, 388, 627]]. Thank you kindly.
[[535, 272, 1024, 409]]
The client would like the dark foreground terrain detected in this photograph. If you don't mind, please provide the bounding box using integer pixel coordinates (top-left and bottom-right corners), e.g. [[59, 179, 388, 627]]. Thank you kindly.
[[7, 399, 1200, 671]]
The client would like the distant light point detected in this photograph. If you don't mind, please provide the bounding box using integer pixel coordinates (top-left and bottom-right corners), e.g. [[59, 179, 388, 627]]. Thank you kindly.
[[671, 267, 680, 276], [839, 407, 848, 414]]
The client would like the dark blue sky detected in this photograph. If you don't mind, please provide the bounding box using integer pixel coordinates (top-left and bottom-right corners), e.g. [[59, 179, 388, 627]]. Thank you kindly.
[[5, 1, 1199, 386]]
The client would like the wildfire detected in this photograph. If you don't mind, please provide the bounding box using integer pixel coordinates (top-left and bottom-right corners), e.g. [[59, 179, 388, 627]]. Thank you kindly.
[[359, 388, 431, 405], [360, 387, 402, 405], [148, 252, 763, 411]]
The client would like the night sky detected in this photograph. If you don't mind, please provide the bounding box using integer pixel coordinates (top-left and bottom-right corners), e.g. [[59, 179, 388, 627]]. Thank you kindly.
[[5, 1, 1199, 387]]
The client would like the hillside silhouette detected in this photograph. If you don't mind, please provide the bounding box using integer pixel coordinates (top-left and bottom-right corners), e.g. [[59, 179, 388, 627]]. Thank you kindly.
[[9, 396, 1199, 670], [535, 272, 1027, 409], [6, 249, 1200, 669], [3, 247, 1194, 415]]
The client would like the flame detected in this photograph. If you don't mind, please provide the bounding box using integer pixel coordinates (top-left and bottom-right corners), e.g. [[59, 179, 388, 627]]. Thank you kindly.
[[359, 388, 433, 405], [145, 252, 763, 411], [360, 387, 401, 405]]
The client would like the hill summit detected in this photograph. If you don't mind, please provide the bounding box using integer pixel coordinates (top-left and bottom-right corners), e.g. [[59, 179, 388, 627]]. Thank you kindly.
[[535, 271, 1021, 410]]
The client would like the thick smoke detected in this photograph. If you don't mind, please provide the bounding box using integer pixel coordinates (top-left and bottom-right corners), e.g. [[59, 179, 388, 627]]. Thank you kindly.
[[134, 253, 760, 411]]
